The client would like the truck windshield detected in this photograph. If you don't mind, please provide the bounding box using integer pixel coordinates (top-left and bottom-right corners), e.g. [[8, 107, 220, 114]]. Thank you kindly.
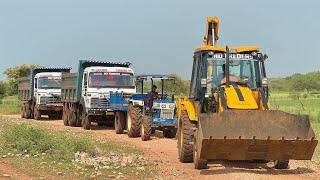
[[209, 59, 261, 89], [89, 72, 134, 88], [38, 76, 61, 89]]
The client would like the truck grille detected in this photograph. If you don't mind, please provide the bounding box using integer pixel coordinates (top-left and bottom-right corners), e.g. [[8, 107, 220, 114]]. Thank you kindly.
[[160, 109, 174, 119], [98, 98, 109, 108], [40, 96, 61, 104]]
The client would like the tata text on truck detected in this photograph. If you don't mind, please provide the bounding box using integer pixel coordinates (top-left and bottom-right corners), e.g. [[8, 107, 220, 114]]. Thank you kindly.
[[61, 60, 135, 130], [18, 68, 71, 120]]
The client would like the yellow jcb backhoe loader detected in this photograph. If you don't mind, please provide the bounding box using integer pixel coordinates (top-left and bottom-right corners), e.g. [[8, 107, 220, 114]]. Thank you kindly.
[[177, 16, 318, 169]]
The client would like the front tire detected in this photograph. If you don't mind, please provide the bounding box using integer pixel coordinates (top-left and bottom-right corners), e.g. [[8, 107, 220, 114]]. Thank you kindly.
[[163, 128, 177, 138], [141, 115, 152, 141], [34, 107, 41, 120], [274, 160, 289, 169], [177, 111, 195, 163], [127, 104, 142, 137], [81, 108, 91, 130], [193, 128, 207, 169], [115, 111, 126, 134]]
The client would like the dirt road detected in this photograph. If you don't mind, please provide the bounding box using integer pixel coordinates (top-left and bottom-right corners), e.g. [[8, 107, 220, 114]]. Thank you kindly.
[[1, 114, 319, 180]]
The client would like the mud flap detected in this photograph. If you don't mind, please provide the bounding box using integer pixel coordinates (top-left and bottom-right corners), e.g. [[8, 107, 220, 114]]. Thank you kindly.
[[197, 110, 318, 161]]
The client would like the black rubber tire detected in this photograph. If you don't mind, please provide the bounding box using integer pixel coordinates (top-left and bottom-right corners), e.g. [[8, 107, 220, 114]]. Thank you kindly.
[[127, 104, 142, 137], [33, 107, 41, 120], [274, 160, 289, 169], [20, 104, 26, 118], [76, 107, 82, 127], [63, 105, 69, 126], [163, 128, 177, 138], [81, 109, 91, 130], [115, 111, 126, 134], [193, 128, 208, 169], [25, 103, 32, 119], [177, 111, 195, 163], [68, 106, 77, 127], [141, 115, 152, 141]]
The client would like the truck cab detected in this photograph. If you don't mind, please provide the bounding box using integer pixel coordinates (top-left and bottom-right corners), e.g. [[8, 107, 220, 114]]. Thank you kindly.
[[82, 66, 136, 116]]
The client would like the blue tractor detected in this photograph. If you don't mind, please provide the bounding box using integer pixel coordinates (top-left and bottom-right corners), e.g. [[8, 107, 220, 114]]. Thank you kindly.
[[136, 74, 177, 141], [109, 74, 177, 141]]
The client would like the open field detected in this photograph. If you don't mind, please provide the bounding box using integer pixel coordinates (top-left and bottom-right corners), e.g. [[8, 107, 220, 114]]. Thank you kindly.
[[0, 96, 19, 115]]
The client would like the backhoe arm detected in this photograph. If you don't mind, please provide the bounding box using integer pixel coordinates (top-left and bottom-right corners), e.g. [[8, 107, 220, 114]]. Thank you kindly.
[[204, 16, 220, 46]]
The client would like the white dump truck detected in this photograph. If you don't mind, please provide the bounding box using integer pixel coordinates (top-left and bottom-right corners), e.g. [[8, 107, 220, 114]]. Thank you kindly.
[[61, 60, 136, 129], [18, 68, 71, 120]]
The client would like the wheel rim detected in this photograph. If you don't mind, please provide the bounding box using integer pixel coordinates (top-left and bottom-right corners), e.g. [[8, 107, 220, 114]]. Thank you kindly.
[[127, 113, 132, 130]]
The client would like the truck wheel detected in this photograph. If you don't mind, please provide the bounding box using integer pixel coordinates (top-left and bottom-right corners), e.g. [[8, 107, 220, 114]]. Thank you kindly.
[[178, 111, 195, 163], [69, 111, 77, 127], [20, 104, 26, 118], [274, 160, 289, 169], [193, 128, 207, 169], [127, 104, 142, 137], [34, 108, 41, 120], [63, 106, 69, 126], [141, 115, 152, 141], [81, 110, 91, 130], [25, 103, 32, 119], [115, 111, 126, 134], [163, 128, 177, 138]]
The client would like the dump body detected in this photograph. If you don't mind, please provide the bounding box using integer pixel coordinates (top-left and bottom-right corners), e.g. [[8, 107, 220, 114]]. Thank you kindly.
[[196, 110, 318, 161], [61, 72, 79, 103]]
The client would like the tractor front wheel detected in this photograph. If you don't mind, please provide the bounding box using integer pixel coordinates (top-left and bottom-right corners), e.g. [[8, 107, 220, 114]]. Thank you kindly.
[[141, 115, 152, 141]]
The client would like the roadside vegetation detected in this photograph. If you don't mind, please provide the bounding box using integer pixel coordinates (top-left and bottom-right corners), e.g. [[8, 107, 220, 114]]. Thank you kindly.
[[0, 118, 157, 179]]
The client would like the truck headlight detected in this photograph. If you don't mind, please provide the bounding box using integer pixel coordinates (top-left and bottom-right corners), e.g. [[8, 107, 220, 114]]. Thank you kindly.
[[90, 98, 99, 108]]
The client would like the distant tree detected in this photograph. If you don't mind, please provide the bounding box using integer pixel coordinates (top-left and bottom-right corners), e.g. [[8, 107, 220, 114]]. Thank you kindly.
[[0, 81, 6, 99], [3, 64, 41, 95]]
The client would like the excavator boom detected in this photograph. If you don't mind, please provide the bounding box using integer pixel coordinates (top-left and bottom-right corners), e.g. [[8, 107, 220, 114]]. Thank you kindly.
[[204, 16, 220, 46]]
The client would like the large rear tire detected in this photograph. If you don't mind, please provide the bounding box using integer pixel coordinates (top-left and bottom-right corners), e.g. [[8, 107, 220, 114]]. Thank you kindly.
[[127, 104, 142, 137], [178, 111, 195, 163], [163, 128, 177, 138], [115, 111, 126, 134], [274, 160, 289, 169], [141, 115, 152, 141], [193, 128, 208, 169]]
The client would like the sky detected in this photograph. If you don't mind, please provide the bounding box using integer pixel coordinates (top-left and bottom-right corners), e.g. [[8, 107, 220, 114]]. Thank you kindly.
[[0, 0, 319, 80]]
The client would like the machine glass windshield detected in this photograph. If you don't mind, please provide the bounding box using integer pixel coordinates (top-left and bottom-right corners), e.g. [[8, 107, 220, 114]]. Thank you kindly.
[[89, 72, 134, 88], [38, 76, 61, 89], [209, 54, 260, 89]]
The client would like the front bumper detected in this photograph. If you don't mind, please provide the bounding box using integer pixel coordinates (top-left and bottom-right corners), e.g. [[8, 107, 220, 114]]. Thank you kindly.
[[152, 118, 177, 128]]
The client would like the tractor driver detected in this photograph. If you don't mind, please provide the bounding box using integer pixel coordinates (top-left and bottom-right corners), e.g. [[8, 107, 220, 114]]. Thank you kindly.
[[149, 85, 159, 100]]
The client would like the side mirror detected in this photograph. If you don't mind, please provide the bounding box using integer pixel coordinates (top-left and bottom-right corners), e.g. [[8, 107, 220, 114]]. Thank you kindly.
[[261, 77, 268, 87], [200, 78, 207, 88]]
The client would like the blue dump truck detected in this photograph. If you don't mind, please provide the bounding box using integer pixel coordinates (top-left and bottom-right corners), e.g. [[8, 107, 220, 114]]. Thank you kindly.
[[110, 74, 177, 141], [61, 60, 136, 130], [18, 68, 71, 120]]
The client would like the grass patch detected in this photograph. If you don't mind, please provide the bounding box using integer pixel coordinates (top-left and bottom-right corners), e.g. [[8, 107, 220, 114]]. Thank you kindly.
[[0, 96, 20, 114], [0, 120, 156, 179]]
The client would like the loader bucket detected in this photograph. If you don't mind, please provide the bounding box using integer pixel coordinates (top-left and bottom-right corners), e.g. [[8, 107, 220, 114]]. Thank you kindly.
[[196, 110, 318, 161]]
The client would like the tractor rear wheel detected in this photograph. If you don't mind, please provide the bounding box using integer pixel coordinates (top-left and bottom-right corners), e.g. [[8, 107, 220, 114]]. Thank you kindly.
[[115, 111, 126, 134], [274, 160, 289, 169], [178, 111, 195, 163], [127, 104, 142, 137], [163, 128, 177, 138], [141, 115, 152, 141]]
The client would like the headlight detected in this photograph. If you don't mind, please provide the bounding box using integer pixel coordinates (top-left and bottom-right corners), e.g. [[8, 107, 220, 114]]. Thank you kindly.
[[169, 104, 175, 109], [161, 104, 166, 109], [90, 98, 99, 108], [153, 102, 160, 109]]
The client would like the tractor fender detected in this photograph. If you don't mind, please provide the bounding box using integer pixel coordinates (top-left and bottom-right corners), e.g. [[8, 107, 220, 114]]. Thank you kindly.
[[177, 98, 198, 121]]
